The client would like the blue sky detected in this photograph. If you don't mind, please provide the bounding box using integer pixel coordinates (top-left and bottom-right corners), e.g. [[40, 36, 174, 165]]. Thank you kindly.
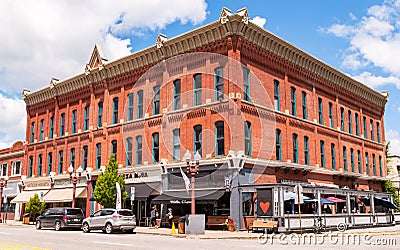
[[0, 0, 399, 154]]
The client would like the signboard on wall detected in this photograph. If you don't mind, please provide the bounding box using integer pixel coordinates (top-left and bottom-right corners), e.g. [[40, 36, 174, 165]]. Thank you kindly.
[[256, 188, 273, 216]]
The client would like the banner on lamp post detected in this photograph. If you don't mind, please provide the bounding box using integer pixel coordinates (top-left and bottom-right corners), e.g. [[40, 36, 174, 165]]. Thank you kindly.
[[116, 182, 121, 210]]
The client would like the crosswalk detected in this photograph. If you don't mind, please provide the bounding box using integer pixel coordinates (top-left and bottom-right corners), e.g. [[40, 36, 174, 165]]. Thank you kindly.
[[0, 242, 49, 250]]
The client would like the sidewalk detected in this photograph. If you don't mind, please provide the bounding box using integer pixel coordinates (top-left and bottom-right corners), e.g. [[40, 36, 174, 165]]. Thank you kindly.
[[4, 220, 400, 239]]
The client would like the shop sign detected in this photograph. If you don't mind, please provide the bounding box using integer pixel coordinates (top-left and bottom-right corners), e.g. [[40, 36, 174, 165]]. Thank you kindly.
[[170, 200, 191, 204], [125, 172, 148, 179], [54, 178, 86, 188], [25, 180, 51, 190]]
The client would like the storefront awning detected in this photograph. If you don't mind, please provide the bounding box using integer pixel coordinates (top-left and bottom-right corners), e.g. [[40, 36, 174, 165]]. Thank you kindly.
[[152, 190, 225, 204], [326, 197, 347, 203], [125, 182, 160, 201], [10, 189, 49, 203], [43, 187, 86, 202]]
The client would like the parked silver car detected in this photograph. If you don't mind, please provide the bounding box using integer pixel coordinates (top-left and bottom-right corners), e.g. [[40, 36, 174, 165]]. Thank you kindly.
[[82, 209, 136, 234]]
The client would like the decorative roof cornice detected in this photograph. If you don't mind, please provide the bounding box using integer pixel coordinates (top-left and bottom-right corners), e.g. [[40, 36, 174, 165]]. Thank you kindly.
[[23, 7, 387, 109]]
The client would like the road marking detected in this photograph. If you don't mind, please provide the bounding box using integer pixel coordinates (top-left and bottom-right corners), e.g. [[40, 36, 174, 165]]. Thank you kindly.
[[93, 241, 133, 247], [0, 241, 49, 250]]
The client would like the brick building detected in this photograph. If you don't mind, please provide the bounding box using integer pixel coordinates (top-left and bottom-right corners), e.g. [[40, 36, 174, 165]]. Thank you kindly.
[[11, 8, 392, 229]]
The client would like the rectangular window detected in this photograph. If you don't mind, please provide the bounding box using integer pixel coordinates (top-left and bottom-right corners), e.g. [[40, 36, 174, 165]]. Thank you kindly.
[[292, 133, 298, 163], [153, 85, 160, 115], [244, 121, 252, 157], [96, 143, 101, 169], [38, 154, 42, 177], [373, 154, 376, 176], [97, 102, 103, 127], [320, 140, 325, 168], [84, 106, 90, 130], [340, 107, 345, 132], [28, 156, 33, 177], [214, 67, 224, 101], [274, 80, 280, 111], [72, 110, 77, 133], [357, 150, 362, 174], [370, 119, 374, 141], [30, 122, 35, 143], [58, 151, 63, 174], [70, 148, 75, 168], [331, 144, 336, 170], [194, 125, 202, 156], [304, 136, 309, 165], [112, 97, 119, 124], [350, 149, 355, 172], [152, 133, 160, 163], [126, 138, 133, 166], [243, 67, 250, 101], [12, 161, 21, 176], [127, 93, 134, 121], [173, 79, 181, 110], [173, 129, 180, 161], [329, 102, 333, 128], [348, 110, 352, 134], [137, 90, 143, 119], [290, 87, 296, 116], [39, 119, 44, 141], [136, 136, 142, 165], [47, 152, 52, 175], [82, 146, 88, 170], [318, 98, 323, 125], [366, 152, 369, 175], [302, 91, 307, 119], [111, 140, 117, 156], [355, 113, 359, 136], [377, 122, 381, 143], [343, 146, 348, 171], [194, 74, 202, 106], [60, 113, 65, 136], [276, 129, 282, 161], [215, 121, 224, 156], [379, 156, 383, 177], [49, 116, 54, 139], [1, 163, 7, 177], [363, 117, 367, 139]]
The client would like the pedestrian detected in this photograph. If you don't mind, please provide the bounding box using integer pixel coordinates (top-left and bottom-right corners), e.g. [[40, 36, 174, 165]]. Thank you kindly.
[[150, 205, 158, 228], [166, 208, 173, 228]]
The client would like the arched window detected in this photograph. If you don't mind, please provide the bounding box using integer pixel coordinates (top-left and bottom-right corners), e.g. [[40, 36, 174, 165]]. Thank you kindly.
[[112, 97, 119, 124], [136, 136, 142, 165], [214, 67, 224, 101], [126, 138, 132, 166], [244, 121, 251, 157], [215, 121, 224, 156], [194, 125, 202, 156], [173, 129, 180, 161], [152, 133, 160, 163]]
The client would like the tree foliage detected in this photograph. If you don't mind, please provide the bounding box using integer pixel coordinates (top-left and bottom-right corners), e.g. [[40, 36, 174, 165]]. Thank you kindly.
[[25, 193, 46, 220], [93, 154, 127, 208], [382, 181, 399, 210]]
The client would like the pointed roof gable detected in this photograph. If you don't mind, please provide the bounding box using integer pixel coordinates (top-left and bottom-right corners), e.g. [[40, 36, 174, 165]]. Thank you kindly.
[[85, 44, 108, 72]]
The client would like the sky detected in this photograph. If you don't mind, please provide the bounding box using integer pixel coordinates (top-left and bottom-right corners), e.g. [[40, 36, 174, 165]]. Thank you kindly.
[[0, 0, 399, 155]]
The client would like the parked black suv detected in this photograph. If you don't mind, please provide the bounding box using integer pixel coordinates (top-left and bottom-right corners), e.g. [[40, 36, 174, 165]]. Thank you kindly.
[[36, 207, 84, 231]]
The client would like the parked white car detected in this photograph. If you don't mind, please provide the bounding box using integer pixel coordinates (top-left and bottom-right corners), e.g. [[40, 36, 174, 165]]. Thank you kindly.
[[82, 209, 136, 234]]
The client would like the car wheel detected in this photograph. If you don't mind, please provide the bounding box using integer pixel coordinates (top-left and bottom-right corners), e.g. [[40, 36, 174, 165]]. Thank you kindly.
[[54, 221, 61, 231], [82, 222, 90, 233], [36, 220, 41, 230], [105, 223, 113, 234]]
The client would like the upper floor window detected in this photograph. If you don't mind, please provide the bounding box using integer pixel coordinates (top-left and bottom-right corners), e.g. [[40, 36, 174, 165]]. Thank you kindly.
[[379, 156, 383, 177], [276, 129, 282, 161], [365, 152, 370, 175], [30, 122, 35, 143], [357, 150, 362, 174], [111, 140, 117, 156], [173, 129, 180, 161], [329, 102, 334, 128], [372, 154, 376, 176], [331, 143, 336, 170], [152, 132, 160, 163], [363, 116, 367, 139], [38, 154, 43, 177], [355, 113, 360, 136], [348, 111, 352, 134], [126, 137, 133, 166], [70, 148, 75, 168], [318, 98, 323, 125], [320, 140, 325, 168], [136, 136, 142, 165], [214, 67, 224, 101], [82, 146, 88, 170], [58, 150, 63, 174], [96, 143, 101, 169], [243, 67, 250, 101], [343, 146, 348, 171], [370, 119, 374, 141], [72, 110, 77, 133], [137, 90, 143, 119], [47, 152, 52, 175], [215, 121, 224, 156], [302, 91, 307, 119], [340, 107, 345, 132], [84, 106, 90, 131], [97, 102, 103, 127], [39, 119, 44, 141], [292, 133, 298, 163], [274, 80, 280, 111], [127, 93, 134, 121], [377, 122, 381, 143], [153, 85, 160, 115], [28, 156, 33, 177], [12, 161, 21, 176], [60, 113, 65, 136], [194, 125, 202, 156], [194, 74, 202, 106], [49, 116, 54, 139], [1, 163, 7, 177], [173, 79, 181, 110], [350, 148, 355, 172], [304, 136, 310, 165], [290, 87, 296, 116], [112, 97, 119, 124], [244, 121, 252, 157]]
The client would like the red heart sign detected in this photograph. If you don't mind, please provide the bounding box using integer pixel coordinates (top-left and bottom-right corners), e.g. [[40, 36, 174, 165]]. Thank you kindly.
[[260, 201, 270, 214]]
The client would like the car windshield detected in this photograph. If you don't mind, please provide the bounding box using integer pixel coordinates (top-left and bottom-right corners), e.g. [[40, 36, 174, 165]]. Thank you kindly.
[[66, 209, 83, 216], [118, 210, 133, 216]]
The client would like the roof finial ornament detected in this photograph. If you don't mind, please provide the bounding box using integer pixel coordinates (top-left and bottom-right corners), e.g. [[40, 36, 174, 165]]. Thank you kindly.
[[49, 77, 59, 89], [219, 7, 232, 24], [156, 34, 167, 49], [237, 7, 249, 25], [22, 89, 31, 100]]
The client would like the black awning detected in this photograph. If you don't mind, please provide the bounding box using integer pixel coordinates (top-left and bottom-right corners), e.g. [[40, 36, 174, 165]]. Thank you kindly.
[[125, 182, 160, 201], [152, 190, 225, 204], [360, 197, 398, 209]]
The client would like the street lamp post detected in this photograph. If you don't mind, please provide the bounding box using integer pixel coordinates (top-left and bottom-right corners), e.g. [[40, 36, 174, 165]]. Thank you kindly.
[[68, 165, 83, 208], [184, 150, 201, 215], [84, 168, 92, 218], [0, 176, 8, 222]]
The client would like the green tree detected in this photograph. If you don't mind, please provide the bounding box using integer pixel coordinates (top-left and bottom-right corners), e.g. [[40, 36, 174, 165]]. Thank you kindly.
[[25, 193, 46, 221], [93, 154, 127, 208], [382, 181, 399, 210]]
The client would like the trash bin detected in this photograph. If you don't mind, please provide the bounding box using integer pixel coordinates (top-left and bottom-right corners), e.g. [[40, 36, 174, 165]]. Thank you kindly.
[[23, 213, 30, 224], [178, 216, 186, 234]]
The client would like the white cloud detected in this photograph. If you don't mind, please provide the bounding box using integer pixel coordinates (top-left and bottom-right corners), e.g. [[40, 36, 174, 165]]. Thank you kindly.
[[251, 16, 267, 28], [0, 93, 26, 146], [387, 129, 400, 156], [398, 106, 400, 112], [325, 24, 354, 37], [352, 71, 400, 89], [349, 12, 357, 21]]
